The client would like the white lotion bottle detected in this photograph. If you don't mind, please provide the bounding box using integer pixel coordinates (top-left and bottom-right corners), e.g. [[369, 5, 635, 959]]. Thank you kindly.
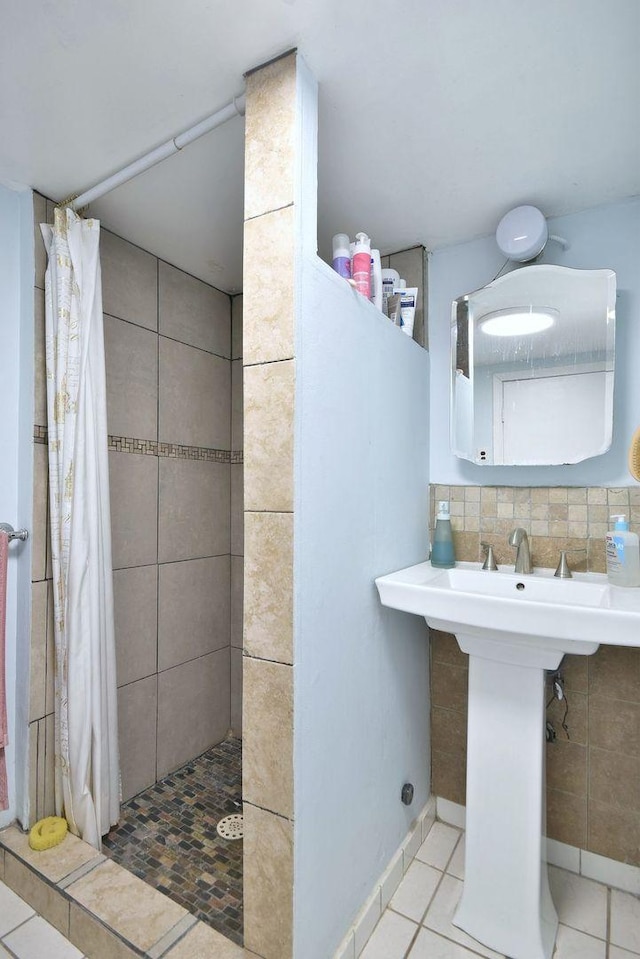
[[606, 514, 640, 587]]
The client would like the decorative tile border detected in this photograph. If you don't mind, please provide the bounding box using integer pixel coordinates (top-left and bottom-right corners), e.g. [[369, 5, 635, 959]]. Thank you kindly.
[[33, 425, 243, 464]]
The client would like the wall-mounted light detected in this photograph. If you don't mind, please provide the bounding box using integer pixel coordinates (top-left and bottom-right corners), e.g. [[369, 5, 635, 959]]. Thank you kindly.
[[479, 307, 558, 336], [495, 205, 570, 262]]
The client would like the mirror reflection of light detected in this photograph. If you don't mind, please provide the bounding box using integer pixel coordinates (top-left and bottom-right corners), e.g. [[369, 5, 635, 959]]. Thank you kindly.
[[479, 308, 557, 337]]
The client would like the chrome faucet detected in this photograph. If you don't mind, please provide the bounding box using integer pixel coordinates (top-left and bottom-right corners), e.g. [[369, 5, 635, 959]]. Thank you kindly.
[[508, 527, 532, 574]]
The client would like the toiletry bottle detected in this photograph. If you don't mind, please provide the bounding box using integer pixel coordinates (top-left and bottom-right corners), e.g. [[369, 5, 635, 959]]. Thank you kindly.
[[381, 268, 400, 316], [332, 233, 352, 279], [370, 248, 382, 310], [431, 501, 456, 569], [352, 232, 372, 299], [606, 515, 640, 587]]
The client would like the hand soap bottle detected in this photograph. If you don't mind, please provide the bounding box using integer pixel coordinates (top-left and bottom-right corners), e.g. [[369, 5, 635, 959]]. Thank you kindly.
[[431, 501, 456, 569], [606, 514, 640, 587]]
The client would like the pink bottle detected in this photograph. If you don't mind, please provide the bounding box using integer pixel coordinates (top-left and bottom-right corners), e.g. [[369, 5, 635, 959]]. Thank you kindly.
[[352, 232, 371, 299]]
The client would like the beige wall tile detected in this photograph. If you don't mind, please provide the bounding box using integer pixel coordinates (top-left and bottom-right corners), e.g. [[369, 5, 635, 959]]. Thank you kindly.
[[243, 206, 294, 365], [244, 360, 294, 512], [32, 443, 48, 582], [158, 556, 230, 671], [33, 193, 48, 290], [231, 294, 243, 360], [589, 646, 640, 702], [232, 359, 243, 451], [29, 581, 48, 722], [432, 749, 466, 806], [546, 690, 587, 745], [588, 800, 640, 867], [431, 706, 467, 756], [159, 338, 230, 450], [589, 698, 640, 755], [4, 854, 69, 935], [68, 858, 187, 951], [244, 512, 293, 664], [244, 52, 296, 221], [589, 747, 640, 811], [158, 459, 230, 563], [113, 565, 157, 688], [34, 289, 46, 426], [118, 675, 157, 801], [431, 630, 467, 667], [44, 713, 55, 816], [546, 741, 587, 795], [231, 464, 244, 557], [69, 903, 139, 959], [109, 452, 158, 569], [231, 647, 243, 737], [159, 261, 230, 357], [243, 801, 293, 959], [231, 555, 243, 649], [546, 788, 587, 849], [100, 230, 157, 331], [243, 658, 293, 817], [157, 649, 230, 778], [28, 721, 37, 826], [561, 654, 589, 693], [104, 315, 158, 440], [431, 661, 468, 712], [0, 826, 101, 883]]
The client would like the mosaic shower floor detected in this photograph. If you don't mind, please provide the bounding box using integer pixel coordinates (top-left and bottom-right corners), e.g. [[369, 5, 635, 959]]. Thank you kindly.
[[103, 737, 243, 945]]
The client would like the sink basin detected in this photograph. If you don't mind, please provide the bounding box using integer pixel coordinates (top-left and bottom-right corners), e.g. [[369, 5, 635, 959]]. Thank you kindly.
[[377, 561, 640, 666], [376, 560, 640, 959]]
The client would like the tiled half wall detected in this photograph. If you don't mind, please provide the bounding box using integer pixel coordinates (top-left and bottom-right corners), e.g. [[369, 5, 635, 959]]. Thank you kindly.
[[28, 193, 244, 822], [430, 483, 640, 868]]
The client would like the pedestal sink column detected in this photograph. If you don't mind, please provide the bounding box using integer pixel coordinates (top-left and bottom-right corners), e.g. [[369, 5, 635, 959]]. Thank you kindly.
[[453, 636, 559, 959]]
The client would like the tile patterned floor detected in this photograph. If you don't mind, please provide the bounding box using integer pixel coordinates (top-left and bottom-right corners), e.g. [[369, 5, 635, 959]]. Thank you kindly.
[[103, 737, 243, 945], [0, 880, 85, 958], [361, 821, 640, 959]]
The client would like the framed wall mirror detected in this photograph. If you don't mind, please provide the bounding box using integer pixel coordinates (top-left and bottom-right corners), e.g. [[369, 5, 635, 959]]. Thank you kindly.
[[451, 265, 616, 466]]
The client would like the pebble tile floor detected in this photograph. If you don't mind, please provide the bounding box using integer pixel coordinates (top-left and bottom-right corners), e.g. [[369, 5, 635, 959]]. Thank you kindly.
[[360, 821, 640, 959], [102, 737, 243, 945]]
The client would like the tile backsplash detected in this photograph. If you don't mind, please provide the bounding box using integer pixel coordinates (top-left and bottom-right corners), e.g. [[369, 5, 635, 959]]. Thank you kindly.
[[429, 483, 640, 868]]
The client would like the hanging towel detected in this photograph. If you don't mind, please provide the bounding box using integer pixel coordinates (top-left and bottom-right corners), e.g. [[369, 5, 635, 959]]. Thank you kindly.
[[0, 530, 8, 810]]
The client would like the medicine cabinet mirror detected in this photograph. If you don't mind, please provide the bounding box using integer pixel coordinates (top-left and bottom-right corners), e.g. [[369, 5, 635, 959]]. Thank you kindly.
[[451, 265, 616, 466]]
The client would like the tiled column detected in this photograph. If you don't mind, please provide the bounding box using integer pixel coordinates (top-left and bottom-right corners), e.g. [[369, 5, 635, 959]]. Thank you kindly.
[[242, 51, 297, 959]]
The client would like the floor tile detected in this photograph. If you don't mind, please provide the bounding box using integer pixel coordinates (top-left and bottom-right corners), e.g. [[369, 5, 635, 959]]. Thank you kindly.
[[609, 946, 640, 958], [408, 927, 485, 957], [359, 910, 418, 959], [103, 738, 243, 945], [389, 860, 442, 923], [610, 890, 640, 954], [3, 915, 84, 959], [416, 822, 461, 871], [552, 923, 606, 959], [0, 879, 35, 936], [447, 837, 465, 881], [422, 874, 504, 959], [548, 866, 607, 939]]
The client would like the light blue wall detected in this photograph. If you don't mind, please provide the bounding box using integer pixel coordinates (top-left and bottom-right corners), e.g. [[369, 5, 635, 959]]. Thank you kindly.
[[429, 197, 640, 485], [293, 259, 431, 959], [0, 182, 34, 827]]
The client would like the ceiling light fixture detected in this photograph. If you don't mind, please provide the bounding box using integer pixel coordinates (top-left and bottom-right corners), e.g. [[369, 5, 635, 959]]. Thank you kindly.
[[479, 307, 557, 336]]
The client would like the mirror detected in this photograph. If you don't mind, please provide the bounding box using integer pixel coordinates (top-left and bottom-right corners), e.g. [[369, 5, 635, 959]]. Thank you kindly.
[[451, 265, 616, 466]]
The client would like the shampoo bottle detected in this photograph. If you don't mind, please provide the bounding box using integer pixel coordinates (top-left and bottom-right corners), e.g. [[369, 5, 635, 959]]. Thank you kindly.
[[431, 501, 456, 569], [331, 233, 352, 279], [352, 232, 372, 299], [606, 515, 640, 587]]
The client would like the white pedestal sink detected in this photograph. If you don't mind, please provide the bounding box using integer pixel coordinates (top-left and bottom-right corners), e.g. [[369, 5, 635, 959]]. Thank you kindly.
[[376, 561, 640, 959]]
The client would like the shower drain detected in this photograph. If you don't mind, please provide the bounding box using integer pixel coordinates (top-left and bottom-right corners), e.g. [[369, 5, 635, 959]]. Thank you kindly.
[[216, 814, 244, 840]]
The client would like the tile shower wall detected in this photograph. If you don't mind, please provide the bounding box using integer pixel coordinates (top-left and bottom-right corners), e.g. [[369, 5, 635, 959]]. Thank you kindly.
[[28, 193, 242, 820], [430, 483, 640, 867]]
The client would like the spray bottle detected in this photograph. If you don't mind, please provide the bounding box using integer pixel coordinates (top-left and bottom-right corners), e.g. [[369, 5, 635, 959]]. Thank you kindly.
[[331, 234, 351, 279]]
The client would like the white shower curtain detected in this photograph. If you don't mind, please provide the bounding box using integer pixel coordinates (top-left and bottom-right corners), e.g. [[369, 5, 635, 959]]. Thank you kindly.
[[42, 207, 120, 848]]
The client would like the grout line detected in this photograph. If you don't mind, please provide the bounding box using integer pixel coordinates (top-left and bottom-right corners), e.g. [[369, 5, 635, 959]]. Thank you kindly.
[[243, 200, 294, 223], [242, 354, 295, 369]]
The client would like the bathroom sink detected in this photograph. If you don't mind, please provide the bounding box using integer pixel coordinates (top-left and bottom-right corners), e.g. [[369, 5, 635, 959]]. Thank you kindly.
[[376, 560, 640, 959], [376, 561, 640, 664]]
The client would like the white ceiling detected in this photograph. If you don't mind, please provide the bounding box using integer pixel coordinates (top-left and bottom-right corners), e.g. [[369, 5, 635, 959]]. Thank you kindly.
[[2, 0, 639, 293]]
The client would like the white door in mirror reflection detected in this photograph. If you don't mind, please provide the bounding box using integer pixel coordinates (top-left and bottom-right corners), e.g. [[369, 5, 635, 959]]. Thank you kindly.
[[450, 265, 616, 466], [495, 369, 613, 465]]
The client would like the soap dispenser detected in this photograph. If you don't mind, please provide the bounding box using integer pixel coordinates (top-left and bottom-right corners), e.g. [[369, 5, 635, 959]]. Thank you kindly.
[[431, 501, 456, 569], [606, 514, 640, 587]]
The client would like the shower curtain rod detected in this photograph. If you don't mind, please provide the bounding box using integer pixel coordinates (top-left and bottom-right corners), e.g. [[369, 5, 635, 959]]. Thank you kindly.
[[68, 93, 246, 211]]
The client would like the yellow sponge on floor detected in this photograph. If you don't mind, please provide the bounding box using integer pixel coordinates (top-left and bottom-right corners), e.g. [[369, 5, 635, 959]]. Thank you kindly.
[[29, 816, 68, 851]]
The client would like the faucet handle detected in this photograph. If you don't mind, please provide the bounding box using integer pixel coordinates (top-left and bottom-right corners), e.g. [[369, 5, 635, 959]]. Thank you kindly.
[[554, 547, 587, 579], [481, 542, 498, 571]]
